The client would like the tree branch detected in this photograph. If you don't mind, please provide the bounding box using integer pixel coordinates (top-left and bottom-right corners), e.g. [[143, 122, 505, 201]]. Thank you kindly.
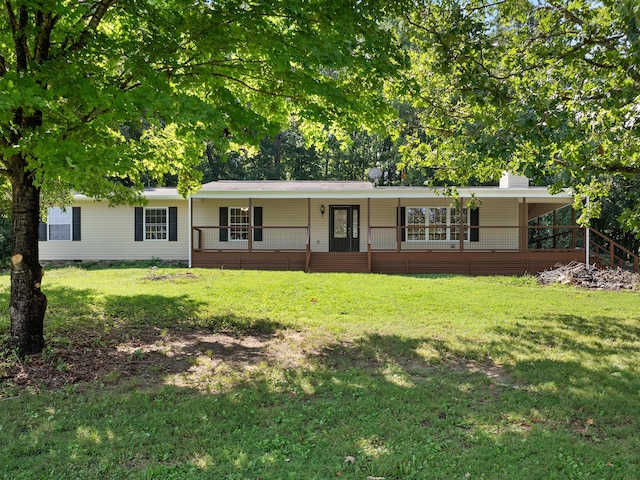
[[67, 0, 119, 53], [34, 10, 56, 64], [6, 2, 30, 71], [466, 0, 508, 14]]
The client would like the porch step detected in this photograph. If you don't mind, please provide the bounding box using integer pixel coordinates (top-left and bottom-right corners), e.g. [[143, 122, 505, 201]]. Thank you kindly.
[[308, 252, 369, 273]]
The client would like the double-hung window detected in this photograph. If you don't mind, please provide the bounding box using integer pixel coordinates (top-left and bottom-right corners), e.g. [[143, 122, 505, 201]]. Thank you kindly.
[[406, 206, 469, 241], [48, 207, 72, 241], [145, 208, 168, 241], [229, 207, 250, 240], [134, 206, 177, 242]]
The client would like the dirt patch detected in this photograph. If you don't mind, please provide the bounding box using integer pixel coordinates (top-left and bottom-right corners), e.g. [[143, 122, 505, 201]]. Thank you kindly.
[[141, 272, 200, 281], [0, 327, 308, 396]]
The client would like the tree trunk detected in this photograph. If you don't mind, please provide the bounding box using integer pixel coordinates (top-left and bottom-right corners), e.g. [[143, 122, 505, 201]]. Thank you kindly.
[[9, 165, 46, 355]]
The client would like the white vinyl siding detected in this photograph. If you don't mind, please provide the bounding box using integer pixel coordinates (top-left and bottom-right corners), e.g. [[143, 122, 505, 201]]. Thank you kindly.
[[39, 200, 188, 261]]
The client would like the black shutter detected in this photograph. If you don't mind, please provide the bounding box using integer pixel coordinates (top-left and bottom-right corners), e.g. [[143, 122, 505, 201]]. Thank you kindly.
[[398, 206, 406, 241], [169, 207, 178, 241], [72, 207, 81, 241], [470, 208, 480, 242], [38, 220, 47, 241], [253, 206, 263, 242], [135, 207, 144, 241], [219, 207, 228, 242]]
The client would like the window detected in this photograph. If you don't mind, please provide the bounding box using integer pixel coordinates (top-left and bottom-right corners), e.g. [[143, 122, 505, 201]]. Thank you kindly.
[[39, 207, 80, 242], [450, 208, 469, 241], [229, 207, 250, 240], [407, 207, 426, 241], [135, 207, 177, 242], [428, 207, 448, 240], [145, 208, 168, 241], [406, 206, 469, 241], [48, 207, 72, 241]]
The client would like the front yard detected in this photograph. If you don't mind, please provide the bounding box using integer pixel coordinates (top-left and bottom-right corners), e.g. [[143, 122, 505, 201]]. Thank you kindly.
[[1, 267, 639, 479]]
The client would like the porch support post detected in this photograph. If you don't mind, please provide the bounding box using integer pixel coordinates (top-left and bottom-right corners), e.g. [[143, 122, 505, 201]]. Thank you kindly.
[[520, 197, 528, 252], [367, 197, 372, 272], [571, 207, 577, 249], [585, 196, 590, 268], [397, 198, 401, 253], [553, 209, 557, 248], [248, 198, 253, 252], [459, 198, 464, 252]]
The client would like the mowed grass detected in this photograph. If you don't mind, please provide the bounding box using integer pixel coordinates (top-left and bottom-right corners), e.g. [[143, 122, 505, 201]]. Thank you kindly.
[[1, 266, 639, 479]]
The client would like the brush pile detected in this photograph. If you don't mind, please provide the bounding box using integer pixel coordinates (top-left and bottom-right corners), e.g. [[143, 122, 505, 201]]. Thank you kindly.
[[536, 261, 639, 290]]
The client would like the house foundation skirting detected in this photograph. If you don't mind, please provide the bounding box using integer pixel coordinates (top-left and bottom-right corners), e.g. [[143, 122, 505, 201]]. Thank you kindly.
[[192, 250, 584, 275]]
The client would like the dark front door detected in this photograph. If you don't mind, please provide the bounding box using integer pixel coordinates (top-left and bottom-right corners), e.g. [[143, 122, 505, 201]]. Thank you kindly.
[[330, 205, 360, 252]]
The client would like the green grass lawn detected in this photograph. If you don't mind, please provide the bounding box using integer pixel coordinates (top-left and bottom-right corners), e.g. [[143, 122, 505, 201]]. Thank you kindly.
[[1, 266, 639, 479]]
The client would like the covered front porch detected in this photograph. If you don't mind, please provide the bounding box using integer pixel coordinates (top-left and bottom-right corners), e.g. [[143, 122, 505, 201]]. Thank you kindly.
[[188, 181, 602, 275]]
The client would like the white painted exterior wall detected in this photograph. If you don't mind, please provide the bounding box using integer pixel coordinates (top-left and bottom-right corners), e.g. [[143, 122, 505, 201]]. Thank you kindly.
[[367, 197, 521, 251], [39, 182, 572, 261], [39, 198, 190, 261]]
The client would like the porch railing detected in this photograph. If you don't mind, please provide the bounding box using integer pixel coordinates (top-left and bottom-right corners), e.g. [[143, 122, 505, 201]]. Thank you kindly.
[[193, 225, 586, 253], [588, 228, 639, 272], [192, 226, 309, 252], [368, 225, 585, 252], [192, 224, 638, 273]]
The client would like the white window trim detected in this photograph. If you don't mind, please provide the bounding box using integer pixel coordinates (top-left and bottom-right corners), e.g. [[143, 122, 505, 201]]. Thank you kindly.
[[48, 207, 72, 242], [144, 207, 169, 242], [406, 206, 470, 242], [229, 206, 250, 241]]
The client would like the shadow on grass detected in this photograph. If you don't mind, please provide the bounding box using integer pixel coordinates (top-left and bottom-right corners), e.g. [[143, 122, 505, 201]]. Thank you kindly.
[[3, 328, 638, 479], [2, 286, 639, 479], [1, 284, 287, 392]]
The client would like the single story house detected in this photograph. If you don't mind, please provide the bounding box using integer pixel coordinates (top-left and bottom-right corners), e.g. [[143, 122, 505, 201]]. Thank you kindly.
[[38, 173, 637, 274]]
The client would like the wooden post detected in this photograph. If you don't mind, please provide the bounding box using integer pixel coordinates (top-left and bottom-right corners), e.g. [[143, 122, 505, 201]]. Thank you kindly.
[[571, 207, 577, 249], [520, 198, 527, 252], [553, 209, 557, 249], [458, 198, 464, 252], [248, 198, 253, 252], [610, 240, 615, 268], [397, 198, 402, 253]]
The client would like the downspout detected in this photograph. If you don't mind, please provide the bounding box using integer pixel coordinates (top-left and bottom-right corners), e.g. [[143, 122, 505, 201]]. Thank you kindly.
[[188, 195, 193, 268]]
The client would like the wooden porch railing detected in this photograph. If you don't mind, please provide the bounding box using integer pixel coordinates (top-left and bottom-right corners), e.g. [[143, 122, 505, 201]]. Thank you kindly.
[[588, 228, 639, 273], [192, 224, 638, 273], [192, 226, 309, 252]]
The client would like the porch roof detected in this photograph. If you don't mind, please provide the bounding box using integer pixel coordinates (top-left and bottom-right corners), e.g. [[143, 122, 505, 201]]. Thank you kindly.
[[192, 180, 573, 202]]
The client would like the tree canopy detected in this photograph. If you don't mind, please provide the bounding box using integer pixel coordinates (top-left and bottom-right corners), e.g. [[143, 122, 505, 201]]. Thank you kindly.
[[394, 0, 640, 228], [1, 0, 406, 199], [0, 0, 407, 353]]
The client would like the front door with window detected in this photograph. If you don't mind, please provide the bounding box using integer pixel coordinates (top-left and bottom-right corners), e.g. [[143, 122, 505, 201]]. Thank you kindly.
[[329, 205, 360, 252]]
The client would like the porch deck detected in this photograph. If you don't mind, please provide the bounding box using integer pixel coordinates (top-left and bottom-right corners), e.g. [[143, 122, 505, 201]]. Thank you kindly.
[[191, 250, 584, 275]]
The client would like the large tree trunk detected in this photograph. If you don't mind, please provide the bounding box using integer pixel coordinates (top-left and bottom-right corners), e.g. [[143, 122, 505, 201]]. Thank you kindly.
[[9, 162, 46, 355]]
